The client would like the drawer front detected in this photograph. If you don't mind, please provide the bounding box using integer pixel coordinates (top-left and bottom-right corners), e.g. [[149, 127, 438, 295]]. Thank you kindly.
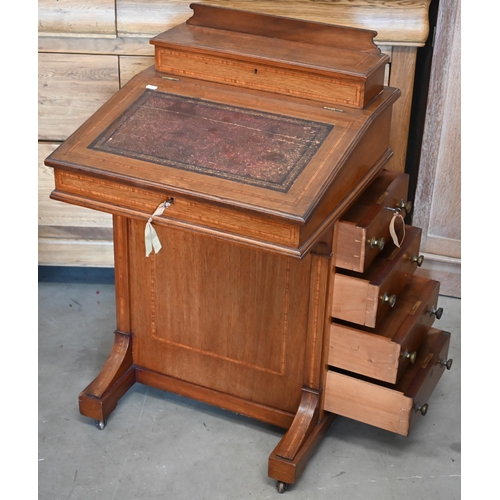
[[329, 275, 441, 383], [155, 47, 374, 109], [335, 170, 410, 273], [324, 329, 451, 436], [332, 225, 422, 327]]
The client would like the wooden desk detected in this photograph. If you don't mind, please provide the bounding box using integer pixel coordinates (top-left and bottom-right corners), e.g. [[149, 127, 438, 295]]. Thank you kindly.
[[38, 0, 433, 269], [45, 5, 451, 492]]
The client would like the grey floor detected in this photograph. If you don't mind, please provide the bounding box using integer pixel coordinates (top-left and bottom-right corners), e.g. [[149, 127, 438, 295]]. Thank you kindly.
[[38, 277, 461, 500]]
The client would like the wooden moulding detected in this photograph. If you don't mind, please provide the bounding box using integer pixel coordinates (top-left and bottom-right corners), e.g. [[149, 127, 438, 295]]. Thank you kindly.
[[189, 1, 433, 47], [324, 328, 451, 436], [151, 3, 389, 109], [46, 63, 400, 259]]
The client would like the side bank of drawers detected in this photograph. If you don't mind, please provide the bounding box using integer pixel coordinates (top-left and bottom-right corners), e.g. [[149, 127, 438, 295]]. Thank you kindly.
[[325, 169, 453, 436]]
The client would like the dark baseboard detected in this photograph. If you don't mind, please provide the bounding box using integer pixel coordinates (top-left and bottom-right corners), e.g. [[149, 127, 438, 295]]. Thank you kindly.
[[38, 266, 115, 284]]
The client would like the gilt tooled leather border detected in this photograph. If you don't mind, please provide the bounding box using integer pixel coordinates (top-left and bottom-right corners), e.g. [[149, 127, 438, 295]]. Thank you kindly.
[[89, 90, 333, 193]]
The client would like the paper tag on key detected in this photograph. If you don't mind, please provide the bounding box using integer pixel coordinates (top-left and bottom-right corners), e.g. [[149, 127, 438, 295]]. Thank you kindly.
[[145, 200, 172, 257], [389, 212, 405, 248]]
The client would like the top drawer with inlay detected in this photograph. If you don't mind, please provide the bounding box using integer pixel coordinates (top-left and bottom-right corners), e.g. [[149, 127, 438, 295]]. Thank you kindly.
[[335, 170, 411, 273]]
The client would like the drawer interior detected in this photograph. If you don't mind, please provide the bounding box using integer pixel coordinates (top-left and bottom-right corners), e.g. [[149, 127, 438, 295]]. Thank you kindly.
[[324, 328, 451, 436]]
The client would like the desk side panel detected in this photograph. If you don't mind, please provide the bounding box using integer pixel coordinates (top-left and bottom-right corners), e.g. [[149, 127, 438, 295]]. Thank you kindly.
[[129, 221, 312, 414]]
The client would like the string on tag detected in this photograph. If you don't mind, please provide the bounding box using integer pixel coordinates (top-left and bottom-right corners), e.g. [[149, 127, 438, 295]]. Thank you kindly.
[[145, 199, 173, 257], [389, 211, 405, 248]]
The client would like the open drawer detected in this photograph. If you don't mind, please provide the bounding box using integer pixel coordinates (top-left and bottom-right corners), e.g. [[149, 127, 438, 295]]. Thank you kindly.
[[324, 328, 452, 436], [332, 225, 423, 327], [329, 274, 442, 383], [335, 170, 410, 273]]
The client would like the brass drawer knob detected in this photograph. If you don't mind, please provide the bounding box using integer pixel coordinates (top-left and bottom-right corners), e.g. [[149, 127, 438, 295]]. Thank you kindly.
[[440, 358, 453, 370], [398, 199, 412, 214], [415, 403, 428, 416], [369, 236, 385, 251], [402, 350, 417, 363], [411, 254, 425, 267], [430, 306, 443, 319], [381, 292, 397, 308]]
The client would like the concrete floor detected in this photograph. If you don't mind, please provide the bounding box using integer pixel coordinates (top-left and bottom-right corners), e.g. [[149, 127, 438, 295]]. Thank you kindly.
[[38, 274, 461, 500]]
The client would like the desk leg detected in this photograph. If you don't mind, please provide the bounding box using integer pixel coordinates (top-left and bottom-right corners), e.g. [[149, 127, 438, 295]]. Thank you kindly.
[[79, 215, 136, 428], [268, 252, 335, 491], [78, 331, 135, 428], [268, 388, 335, 491]]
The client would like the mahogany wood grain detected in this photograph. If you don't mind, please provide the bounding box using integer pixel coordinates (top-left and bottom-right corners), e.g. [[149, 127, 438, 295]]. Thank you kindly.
[[41, 7, 449, 490], [113, 215, 131, 333], [267, 250, 335, 485], [275, 389, 320, 461], [78, 332, 135, 422], [46, 65, 400, 258], [79, 367, 136, 423], [329, 274, 441, 384], [135, 368, 295, 429], [269, 415, 336, 485], [335, 170, 410, 272], [268, 391, 336, 485], [129, 221, 311, 414], [298, 106, 396, 247], [324, 329, 451, 436], [187, 3, 381, 53], [151, 5, 388, 109], [303, 254, 331, 389], [331, 225, 422, 327]]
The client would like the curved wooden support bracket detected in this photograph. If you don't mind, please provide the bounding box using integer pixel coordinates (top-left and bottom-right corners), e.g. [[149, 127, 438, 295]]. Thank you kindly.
[[268, 388, 335, 485], [276, 388, 320, 461], [79, 331, 136, 423]]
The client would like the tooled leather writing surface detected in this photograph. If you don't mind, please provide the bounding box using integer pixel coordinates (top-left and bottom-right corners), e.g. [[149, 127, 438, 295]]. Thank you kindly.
[[89, 90, 333, 193]]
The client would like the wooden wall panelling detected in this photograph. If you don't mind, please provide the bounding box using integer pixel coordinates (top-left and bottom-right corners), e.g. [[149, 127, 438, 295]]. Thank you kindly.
[[413, 0, 461, 297], [38, 53, 120, 141], [38, 36, 154, 57], [38, 238, 114, 267], [39, 143, 112, 228], [119, 56, 155, 86], [38, 0, 117, 36], [38, 143, 114, 266], [116, 0, 194, 36]]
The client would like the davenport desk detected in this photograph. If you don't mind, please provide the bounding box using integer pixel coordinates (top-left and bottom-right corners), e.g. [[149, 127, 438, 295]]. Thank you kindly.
[[45, 4, 453, 493]]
